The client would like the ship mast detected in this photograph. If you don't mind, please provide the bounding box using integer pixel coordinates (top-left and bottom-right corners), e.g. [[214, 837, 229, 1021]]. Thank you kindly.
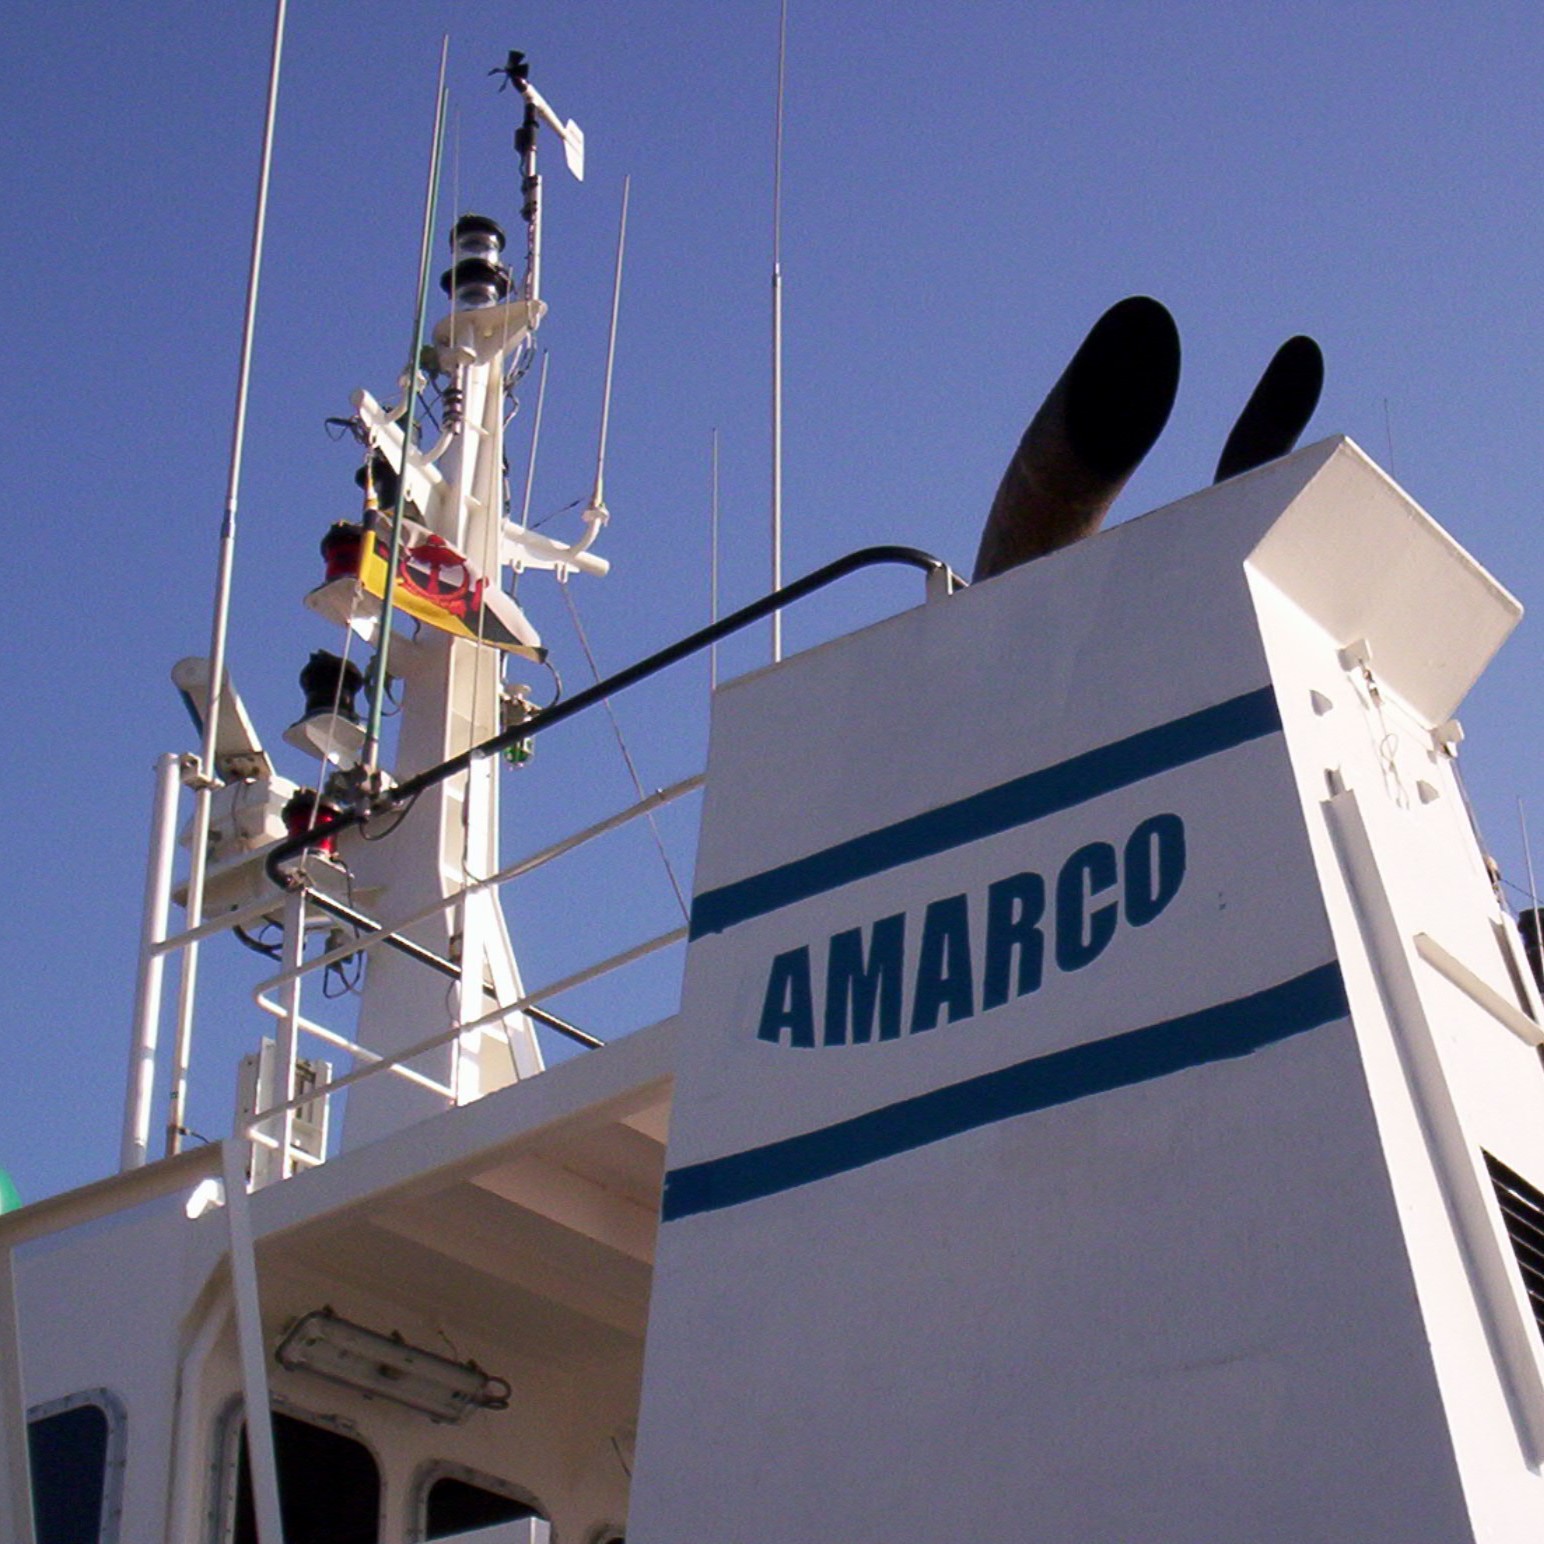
[[327, 51, 596, 1147]]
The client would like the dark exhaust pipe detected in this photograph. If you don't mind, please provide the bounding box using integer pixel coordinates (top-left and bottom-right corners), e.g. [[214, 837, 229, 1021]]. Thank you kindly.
[[1213, 334, 1323, 483], [971, 296, 1181, 582]]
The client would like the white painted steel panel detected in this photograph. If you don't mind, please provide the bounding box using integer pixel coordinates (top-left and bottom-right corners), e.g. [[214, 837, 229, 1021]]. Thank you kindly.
[[631, 444, 1499, 1542]]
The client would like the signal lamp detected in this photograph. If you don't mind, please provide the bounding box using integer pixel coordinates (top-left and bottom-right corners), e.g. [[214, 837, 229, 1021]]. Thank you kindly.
[[283, 651, 367, 769], [280, 788, 341, 856], [320, 522, 363, 583]]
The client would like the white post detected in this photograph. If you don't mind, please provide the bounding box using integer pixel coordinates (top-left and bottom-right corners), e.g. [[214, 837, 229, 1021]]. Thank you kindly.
[[121, 752, 184, 1171], [222, 1141, 284, 1544], [273, 889, 306, 1182]]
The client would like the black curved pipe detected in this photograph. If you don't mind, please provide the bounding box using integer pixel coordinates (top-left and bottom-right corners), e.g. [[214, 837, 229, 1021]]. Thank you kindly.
[[264, 543, 949, 891], [972, 295, 1181, 581], [1213, 334, 1324, 483]]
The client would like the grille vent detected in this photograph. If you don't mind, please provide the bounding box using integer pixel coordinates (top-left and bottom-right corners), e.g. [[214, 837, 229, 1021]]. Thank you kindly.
[[1485, 1151, 1544, 1341]]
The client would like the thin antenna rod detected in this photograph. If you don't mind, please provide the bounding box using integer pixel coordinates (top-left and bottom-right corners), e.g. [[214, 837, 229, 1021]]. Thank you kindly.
[[770, 0, 788, 662], [711, 428, 721, 691], [164, 0, 288, 1160], [1521, 798, 1540, 916], [363, 39, 451, 772], [518, 350, 550, 531], [588, 176, 631, 524]]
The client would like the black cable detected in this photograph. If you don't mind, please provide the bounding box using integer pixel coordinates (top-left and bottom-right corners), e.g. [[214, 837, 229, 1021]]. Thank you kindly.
[[265, 545, 951, 889], [540, 654, 563, 708], [358, 788, 422, 841], [530, 495, 583, 532], [233, 923, 283, 961]]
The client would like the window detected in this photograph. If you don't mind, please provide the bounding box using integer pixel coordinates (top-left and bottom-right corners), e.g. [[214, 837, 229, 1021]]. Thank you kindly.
[[27, 1390, 125, 1544], [413, 1462, 545, 1541], [425, 1475, 539, 1537], [225, 1409, 380, 1544]]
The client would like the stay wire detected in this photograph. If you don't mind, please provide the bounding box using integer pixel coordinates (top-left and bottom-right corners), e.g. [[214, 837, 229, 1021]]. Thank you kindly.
[[559, 585, 691, 924]]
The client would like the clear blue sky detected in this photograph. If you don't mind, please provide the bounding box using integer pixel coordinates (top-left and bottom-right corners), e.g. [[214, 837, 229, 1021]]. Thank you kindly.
[[3, 1, 1542, 1204]]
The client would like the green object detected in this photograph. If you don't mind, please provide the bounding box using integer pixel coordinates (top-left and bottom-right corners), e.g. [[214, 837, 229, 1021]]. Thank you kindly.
[[0, 1168, 20, 1214]]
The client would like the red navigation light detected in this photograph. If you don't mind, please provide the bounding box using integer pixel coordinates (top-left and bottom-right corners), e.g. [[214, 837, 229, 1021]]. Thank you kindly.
[[321, 522, 364, 583], [282, 788, 341, 857]]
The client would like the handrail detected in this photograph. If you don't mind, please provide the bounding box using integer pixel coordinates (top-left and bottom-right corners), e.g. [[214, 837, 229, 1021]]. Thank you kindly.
[[245, 924, 688, 1131], [255, 775, 705, 998], [266, 545, 949, 889], [241, 778, 714, 1136], [151, 890, 284, 958], [250, 993, 455, 1097]]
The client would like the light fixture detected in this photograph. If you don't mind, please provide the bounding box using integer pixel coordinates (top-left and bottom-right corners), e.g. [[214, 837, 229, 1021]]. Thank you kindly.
[[282, 650, 368, 769], [320, 521, 364, 583], [440, 213, 511, 309], [275, 1308, 511, 1424], [280, 788, 341, 857]]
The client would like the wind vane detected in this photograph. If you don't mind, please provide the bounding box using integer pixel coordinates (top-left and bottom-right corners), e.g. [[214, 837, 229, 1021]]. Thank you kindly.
[[495, 50, 585, 306]]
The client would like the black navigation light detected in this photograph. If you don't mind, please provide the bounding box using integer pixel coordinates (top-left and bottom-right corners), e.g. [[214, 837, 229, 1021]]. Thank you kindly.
[[440, 213, 511, 309], [283, 650, 367, 768]]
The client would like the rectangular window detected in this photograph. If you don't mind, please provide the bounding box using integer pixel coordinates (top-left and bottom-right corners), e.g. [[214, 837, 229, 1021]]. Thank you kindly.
[[28, 1393, 124, 1544], [229, 1410, 380, 1544]]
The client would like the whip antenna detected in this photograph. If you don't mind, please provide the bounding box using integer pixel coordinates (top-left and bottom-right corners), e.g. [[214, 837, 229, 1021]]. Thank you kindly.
[[770, 0, 788, 661], [361, 38, 451, 775], [518, 350, 550, 532], [711, 428, 721, 690], [583, 176, 630, 539], [162, 0, 289, 1168]]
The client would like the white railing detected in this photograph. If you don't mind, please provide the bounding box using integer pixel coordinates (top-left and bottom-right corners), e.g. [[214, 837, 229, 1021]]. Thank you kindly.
[[123, 771, 703, 1183]]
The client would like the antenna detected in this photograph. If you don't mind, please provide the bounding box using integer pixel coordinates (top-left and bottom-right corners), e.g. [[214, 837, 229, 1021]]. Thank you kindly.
[[770, 0, 788, 662], [161, 0, 288, 1166], [1521, 798, 1540, 916], [360, 38, 451, 776], [711, 428, 721, 690], [518, 350, 550, 532], [582, 177, 630, 540], [1520, 799, 1544, 996]]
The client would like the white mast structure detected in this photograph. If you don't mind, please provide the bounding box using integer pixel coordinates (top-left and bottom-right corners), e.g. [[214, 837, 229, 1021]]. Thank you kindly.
[[336, 55, 600, 1146]]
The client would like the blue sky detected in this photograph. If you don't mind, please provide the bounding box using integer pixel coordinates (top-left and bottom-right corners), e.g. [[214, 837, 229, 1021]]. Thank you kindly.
[[3, 1, 1543, 1203]]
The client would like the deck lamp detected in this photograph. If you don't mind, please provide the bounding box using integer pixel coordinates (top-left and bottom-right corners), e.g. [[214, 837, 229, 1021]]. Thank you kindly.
[[275, 1308, 511, 1424]]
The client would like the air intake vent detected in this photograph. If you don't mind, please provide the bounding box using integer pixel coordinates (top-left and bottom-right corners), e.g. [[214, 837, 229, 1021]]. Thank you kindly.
[[1484, 1151, 1544, 1341]]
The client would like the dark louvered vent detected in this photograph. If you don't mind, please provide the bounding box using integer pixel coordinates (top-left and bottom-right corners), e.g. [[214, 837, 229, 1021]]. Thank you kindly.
[[1485, 1151, 1544, 1341]]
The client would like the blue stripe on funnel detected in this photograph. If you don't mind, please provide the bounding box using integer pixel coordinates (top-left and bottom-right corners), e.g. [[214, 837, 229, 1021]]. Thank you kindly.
[[662, 961, 1348, 1221], [688, 685, 1282, 939]]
